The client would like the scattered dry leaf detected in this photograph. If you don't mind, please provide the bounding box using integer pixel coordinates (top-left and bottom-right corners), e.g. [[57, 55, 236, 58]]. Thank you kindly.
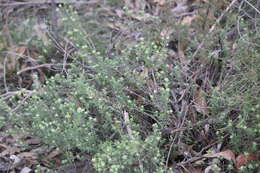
[[2, 24, 13, 46], [194, 87, 209, 115], [4, 46, 39, 75], [106, 21, 128, 31], [10, 155, 21, 165], [182, 15, 201, 25], [7, 46, 27, 73], [171, 1, 189, 16], [18, 152, 38, 160], [160, 27, 174, 38], [34, 23, 49, 46], [115, 9, 125, 18], [203, 149, 236, 162], [153, 0, 166, 6], [130, 13, 153, 21], [47, 149, 61, 160], [20, 167, 32, 173], [236, 154, 260, 169], [0, 144, 20, 157], [24, 137, 41, 145]]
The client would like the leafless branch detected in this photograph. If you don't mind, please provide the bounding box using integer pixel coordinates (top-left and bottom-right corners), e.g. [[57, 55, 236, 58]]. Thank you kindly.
[[3, 56, 8, 92], [16, 64, 54, 75], [0, 90, 33, 100], [123, 110, 134, 139]]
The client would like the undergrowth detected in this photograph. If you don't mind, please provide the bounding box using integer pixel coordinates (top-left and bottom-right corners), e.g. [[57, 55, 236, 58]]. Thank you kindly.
[[0, 0, 259, 172]]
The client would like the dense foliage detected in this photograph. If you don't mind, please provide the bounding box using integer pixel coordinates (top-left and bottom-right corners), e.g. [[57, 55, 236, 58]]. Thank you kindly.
[[0, 0, 259, 172]]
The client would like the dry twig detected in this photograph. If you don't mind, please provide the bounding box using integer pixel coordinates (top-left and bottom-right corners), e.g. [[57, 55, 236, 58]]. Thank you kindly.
[[123, 110, 134, 139]]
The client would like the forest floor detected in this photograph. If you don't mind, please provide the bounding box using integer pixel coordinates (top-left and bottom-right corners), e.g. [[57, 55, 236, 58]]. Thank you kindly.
[[0, 0, 259, 173]]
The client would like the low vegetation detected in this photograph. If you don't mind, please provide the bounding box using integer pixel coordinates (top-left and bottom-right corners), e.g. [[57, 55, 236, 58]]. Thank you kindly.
[[0, 0, 259, 172]]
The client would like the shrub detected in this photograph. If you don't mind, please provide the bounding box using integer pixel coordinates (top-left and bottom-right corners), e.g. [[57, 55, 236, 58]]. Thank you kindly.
[[2, 1, 259, 172], [93, 127, 164, 173], [9, 6, 169, 171]]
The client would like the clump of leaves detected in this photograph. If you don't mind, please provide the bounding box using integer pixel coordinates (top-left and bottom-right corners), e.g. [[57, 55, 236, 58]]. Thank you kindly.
[[93, 126, 164, 173], [12, 72, 102, 152]]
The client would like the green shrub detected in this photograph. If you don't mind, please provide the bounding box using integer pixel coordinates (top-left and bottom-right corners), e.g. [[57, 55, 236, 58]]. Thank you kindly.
[[93, 127, 164, 173], [2, 1, 259, 172], [12, 72, 106, 152], [208, 35, 259, 154], [9, 6, 169, 171], [0, 99, 10, 129]]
